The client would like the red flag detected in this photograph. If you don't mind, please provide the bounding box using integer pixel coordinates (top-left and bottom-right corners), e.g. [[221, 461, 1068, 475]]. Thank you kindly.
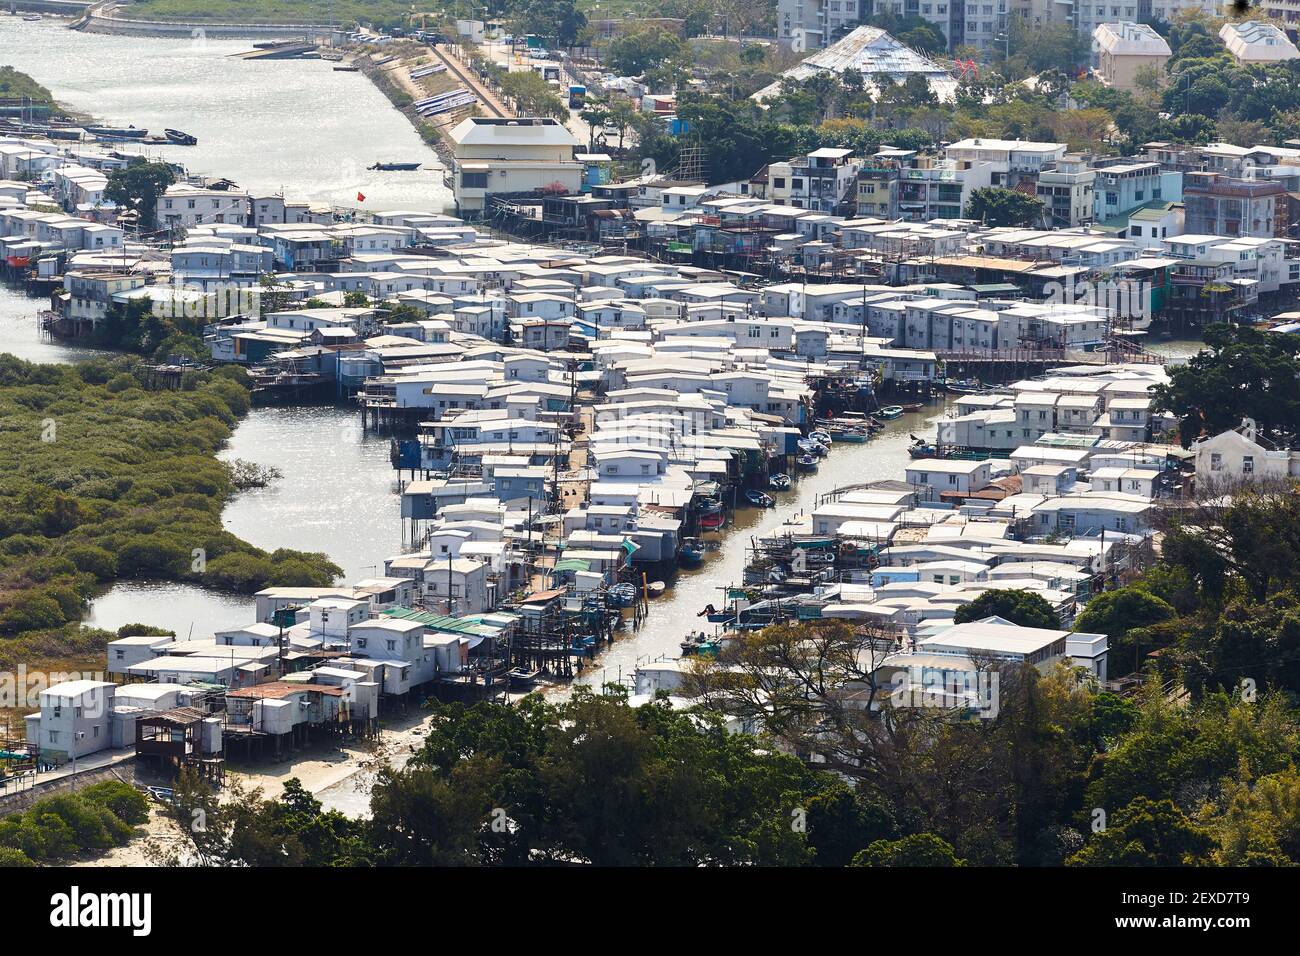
[[357, 191, 366, 202]]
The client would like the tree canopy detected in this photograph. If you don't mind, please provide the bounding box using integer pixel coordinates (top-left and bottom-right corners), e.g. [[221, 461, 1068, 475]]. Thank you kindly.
[[105, 160, 177, 230], [952, 588, 1060, 629], [1150, 324, 1300, 447]]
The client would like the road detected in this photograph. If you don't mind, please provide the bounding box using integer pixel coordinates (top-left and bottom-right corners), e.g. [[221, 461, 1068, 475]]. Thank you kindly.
[[475, 38, 622, 153]]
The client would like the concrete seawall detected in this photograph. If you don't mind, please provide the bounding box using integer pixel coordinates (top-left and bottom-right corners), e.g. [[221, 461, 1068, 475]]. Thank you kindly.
[[0, 757, 140, 818]]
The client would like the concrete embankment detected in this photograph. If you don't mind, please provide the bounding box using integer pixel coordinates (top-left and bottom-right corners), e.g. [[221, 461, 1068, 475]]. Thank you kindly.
[[354, 42, 496, 167]]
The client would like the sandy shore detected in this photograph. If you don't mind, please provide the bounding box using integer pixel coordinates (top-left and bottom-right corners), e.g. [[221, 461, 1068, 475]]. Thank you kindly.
[[77, 707, 445, 867]]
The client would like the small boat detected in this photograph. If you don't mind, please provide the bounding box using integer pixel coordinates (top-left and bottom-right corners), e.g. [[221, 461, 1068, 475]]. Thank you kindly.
[[607, 583, 638, 607], [369, 161, 422, 171], [745, 489, 775, 508], [837, 428, 868, 443], [86, 124, 147, 139], [680, 633, 721, 657], [908, 439, 937, 458], [809, 429, 833, 445], [647, 580, 667, 598], [942, 379, 985, 395], [508, 667, 540, 688], [697, 498, 724, 516], [164, 128, 197, 145], [22, 14, 41, 21], [769, 473, 791, 490], [700, 510, 727, 531], [899, 403, 924, 413], [797, 438, 828, 457], [796, 454, 819, 472], [877, 405, 904, 420], [678, 537, 705, 565]]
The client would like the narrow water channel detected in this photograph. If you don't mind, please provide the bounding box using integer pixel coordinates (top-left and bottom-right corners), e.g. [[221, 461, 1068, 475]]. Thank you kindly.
[[573, 405, 941, 689]]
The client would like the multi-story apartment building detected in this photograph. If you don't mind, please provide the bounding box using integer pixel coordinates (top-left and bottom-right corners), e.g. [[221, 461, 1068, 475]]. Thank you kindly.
[[1219, 20, 1300, 64], [768, 148, 862, 213], [52, 270, 147, 336], [776, 0, 862, 49], [1093, 159, 1181, 222], [856, 161, 902, 219], [944, 138, 1068, 187], [1182, 171, 1285, 238], [1036, 154, 1096, 227], [156, 184, 251, 232], [897, 156, 994, 221], [448, 116, 583, 215], [1092, 21, 1171, 91]]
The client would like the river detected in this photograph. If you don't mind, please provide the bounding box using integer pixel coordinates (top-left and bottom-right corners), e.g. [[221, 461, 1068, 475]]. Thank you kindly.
[[0, 15, 451, 211]]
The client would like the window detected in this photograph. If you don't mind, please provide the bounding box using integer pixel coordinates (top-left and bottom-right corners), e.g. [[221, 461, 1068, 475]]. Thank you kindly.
[[1210, 452, 1223, 472], [462, 171, 489, 189], [1243, 455, 1254, 475], [386, 640, 396, 651]]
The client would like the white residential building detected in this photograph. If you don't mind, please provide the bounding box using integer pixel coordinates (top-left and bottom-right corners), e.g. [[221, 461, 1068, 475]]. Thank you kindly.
[[448, 117, 583, 214]]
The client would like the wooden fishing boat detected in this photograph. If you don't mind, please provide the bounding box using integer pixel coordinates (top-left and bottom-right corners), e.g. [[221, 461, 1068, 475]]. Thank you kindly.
[[508, 668, 540, 688], [877, 405, 904, 420], [678, 537, 706, 565], [700, 510, 727, 531]]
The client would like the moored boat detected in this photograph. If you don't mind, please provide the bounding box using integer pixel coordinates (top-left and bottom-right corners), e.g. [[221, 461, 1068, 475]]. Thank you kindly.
[[164, 128, 198, 145], [877, 405, 904, 420], [769, 473, 791, 490], [508, 667, 540, 688], [678, 536, 705, 565], [607, 583, 638, 607], [700, 510, 727, 531], [369, 161, 422, 171], [796, 454, 819, 472], [809, 429, 833, 445], [837, 428, 868, 443], [86, 124, 147, 139], [745, 489, 775, 508]]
